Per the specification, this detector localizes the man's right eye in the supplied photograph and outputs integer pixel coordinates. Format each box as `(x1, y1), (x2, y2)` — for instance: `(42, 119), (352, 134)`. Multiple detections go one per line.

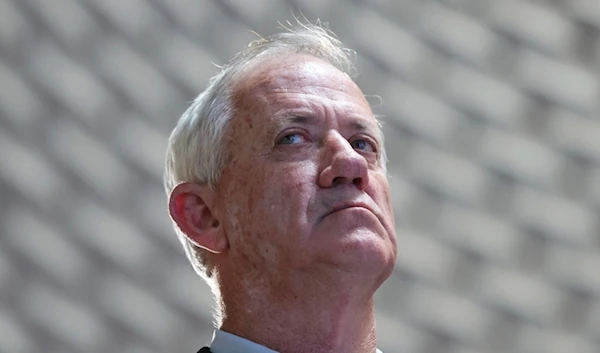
(278, 133), (306, 145)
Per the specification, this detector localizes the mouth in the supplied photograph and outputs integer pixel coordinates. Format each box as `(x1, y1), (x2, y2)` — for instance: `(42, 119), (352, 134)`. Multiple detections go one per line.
(323, 202), (376, 220)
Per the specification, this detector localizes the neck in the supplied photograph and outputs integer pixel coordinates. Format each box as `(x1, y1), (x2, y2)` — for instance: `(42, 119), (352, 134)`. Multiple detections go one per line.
(218, 268), (380, 353)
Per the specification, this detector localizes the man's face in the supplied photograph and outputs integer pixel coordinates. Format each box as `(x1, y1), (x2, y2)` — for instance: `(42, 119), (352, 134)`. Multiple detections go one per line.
(214, 54), (397, 284)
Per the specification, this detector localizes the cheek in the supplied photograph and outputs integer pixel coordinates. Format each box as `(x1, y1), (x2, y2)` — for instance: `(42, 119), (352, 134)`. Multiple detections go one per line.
(220, 163), (287, 237)
(219, 150), (319, 239)
(280, 171), (309, 200)
(259, 166), (314, 232)
(371, 174), (395, 221)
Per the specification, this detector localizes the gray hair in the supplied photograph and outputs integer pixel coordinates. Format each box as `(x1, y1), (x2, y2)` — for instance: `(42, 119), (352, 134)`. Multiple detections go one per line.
(164, 21), (386, 284)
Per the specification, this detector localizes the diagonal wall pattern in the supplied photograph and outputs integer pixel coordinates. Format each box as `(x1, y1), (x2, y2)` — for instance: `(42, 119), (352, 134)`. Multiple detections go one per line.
(0, 0), (599, 352)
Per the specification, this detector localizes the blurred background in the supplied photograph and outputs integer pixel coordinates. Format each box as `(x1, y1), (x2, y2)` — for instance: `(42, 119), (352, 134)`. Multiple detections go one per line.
(1, 0), (599, 352)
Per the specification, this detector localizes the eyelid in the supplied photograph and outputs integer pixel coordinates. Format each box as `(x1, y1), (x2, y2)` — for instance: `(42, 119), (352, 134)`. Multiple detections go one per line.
(350, 134), (379, 153)
(275, 128), (311, 145)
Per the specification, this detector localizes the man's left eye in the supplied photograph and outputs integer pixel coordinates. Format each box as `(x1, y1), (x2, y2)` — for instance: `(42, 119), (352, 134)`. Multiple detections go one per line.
(350, 139), (375, 153)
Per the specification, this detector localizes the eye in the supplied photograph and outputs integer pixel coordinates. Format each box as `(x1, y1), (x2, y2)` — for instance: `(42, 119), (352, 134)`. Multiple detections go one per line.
(350, 138), (376, 153)
(277, 132), (307, 145)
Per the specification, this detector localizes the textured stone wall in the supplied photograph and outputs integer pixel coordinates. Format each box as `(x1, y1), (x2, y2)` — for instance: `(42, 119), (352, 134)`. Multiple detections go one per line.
(0, 0), (599, 352)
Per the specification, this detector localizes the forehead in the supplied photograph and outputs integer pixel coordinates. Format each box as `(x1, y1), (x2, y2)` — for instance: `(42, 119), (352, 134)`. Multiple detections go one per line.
(236, 53), (353, 90)
(230, 54), (377, 128)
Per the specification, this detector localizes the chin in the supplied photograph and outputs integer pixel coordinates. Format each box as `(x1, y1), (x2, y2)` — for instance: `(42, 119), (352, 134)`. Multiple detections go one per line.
(324, 227), (396, 278)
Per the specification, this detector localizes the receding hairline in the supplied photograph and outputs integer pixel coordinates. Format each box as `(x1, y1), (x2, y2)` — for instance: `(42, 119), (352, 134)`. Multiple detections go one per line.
(229, 52), (352, 94)
(228, 52), (370, 117)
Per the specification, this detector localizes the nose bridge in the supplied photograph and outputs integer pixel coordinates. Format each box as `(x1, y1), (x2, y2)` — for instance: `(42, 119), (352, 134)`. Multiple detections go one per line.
(324, 130), (356, 158)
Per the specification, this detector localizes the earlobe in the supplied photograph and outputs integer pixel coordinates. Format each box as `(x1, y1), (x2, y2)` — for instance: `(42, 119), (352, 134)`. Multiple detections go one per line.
(168, 182), (228, 254)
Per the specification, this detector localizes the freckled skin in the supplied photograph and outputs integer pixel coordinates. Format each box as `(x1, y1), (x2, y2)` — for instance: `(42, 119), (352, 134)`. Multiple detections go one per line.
(210, 54), (397, 353)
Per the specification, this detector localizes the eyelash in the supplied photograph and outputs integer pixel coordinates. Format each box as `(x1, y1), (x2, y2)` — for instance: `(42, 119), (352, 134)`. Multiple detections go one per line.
(276, 131), (378, 154)
(350, 137), (377, 153)
(276, 131), (309, 145)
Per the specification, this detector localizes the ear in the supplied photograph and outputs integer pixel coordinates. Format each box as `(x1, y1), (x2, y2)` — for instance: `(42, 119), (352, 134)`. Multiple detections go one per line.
(168, 182), (228, 254)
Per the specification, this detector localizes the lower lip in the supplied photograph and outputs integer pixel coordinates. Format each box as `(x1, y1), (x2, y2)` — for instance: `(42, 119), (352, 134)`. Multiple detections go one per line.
(328, 206), (371, 216)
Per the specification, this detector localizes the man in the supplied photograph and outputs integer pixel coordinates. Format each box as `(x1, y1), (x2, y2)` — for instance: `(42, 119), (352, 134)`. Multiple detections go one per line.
(164, 22), (397, 353)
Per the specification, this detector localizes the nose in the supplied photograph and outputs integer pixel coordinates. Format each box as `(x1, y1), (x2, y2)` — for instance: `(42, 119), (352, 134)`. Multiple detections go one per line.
(318, 133), (369, 190)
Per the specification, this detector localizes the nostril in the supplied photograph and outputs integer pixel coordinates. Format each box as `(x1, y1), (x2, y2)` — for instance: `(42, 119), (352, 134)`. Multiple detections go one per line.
(332, 177), (343, 186)
(352, 177), (363, 187)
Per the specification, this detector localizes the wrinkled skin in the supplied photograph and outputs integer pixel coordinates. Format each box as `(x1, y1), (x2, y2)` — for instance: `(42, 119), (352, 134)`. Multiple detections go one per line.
(212, 54), (397, 291)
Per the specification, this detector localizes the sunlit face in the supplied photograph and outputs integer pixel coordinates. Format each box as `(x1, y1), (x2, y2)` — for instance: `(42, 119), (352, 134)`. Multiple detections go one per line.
(214, 54), (397, 284)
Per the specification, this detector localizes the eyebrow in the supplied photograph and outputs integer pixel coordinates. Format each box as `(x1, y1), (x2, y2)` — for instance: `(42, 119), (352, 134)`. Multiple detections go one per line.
(271, 114), (379, 134)
(281, 115), (317, 126)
